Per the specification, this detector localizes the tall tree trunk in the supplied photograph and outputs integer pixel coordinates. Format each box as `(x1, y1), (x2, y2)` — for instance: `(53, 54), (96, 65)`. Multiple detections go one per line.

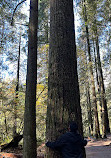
(13, 35), (21, 138)
(96, 35), (110, 137)
(46, 0), (85, 157)
(86, 82), (93, 136)
(4, 112), (8, 136)
(93, 39), (103, 135)
(85, 44), (93, 136)
(23, 0), (38, 158)
(83, 0), (100, 138)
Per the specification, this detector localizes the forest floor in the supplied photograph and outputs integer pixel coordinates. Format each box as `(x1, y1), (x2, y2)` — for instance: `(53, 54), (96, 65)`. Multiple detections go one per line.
(0, 134), (111, 158)
(86, 134), (111, 158)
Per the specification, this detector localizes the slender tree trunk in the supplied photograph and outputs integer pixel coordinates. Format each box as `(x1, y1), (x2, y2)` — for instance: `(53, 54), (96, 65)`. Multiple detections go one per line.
(0, 21), (5, 55)
(93, 40), (100, 95)
(96, 35), (110, 136)
(85, 44), (93, 136)
(4, 112), (8, 136)
(83, 0), (100, 138)
(46, 0), (85, 157)
(86, 82), (93, 136)
(23, 0), (38, 158)
(13, 35), (21, 138)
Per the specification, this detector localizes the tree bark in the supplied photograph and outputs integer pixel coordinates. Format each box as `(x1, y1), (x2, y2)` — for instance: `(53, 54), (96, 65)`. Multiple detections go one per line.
(23, 0), (38, 158)
(46, 0), (84, 157)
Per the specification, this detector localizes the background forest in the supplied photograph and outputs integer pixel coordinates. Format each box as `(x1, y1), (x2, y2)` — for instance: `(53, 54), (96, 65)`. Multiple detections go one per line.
(0, 0), (111, 153)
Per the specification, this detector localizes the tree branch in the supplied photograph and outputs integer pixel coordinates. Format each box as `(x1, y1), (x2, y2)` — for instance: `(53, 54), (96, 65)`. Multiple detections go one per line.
(36, 86), (47, 101)
(11, 0), (27, 26)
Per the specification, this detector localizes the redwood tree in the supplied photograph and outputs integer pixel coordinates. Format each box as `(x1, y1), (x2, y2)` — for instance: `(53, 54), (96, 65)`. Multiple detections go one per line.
(46, 0), (84, 157)
(23, 0), (38, 157)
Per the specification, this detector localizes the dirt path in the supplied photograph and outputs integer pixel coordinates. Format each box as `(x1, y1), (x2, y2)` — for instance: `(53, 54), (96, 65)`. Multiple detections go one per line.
(0, 135), (111, 158)
(86, 135), (111, 158)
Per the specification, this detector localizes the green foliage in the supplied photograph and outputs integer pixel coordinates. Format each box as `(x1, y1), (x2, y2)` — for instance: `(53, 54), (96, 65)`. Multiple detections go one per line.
(38, 0), (49, 44)
(36, 44), (49, 142)
(0, 80), (25, 144)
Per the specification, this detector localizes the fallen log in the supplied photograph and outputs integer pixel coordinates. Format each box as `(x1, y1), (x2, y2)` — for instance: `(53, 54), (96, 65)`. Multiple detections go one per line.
(1, 134), (23, 151)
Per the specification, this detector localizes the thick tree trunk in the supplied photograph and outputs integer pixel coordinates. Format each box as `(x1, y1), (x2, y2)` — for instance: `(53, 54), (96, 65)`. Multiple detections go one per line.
(83, 1), (100, 138)
(23, 0), (38, 158)
(46, 0), (84, 157)
(96, 36), (110, 136)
